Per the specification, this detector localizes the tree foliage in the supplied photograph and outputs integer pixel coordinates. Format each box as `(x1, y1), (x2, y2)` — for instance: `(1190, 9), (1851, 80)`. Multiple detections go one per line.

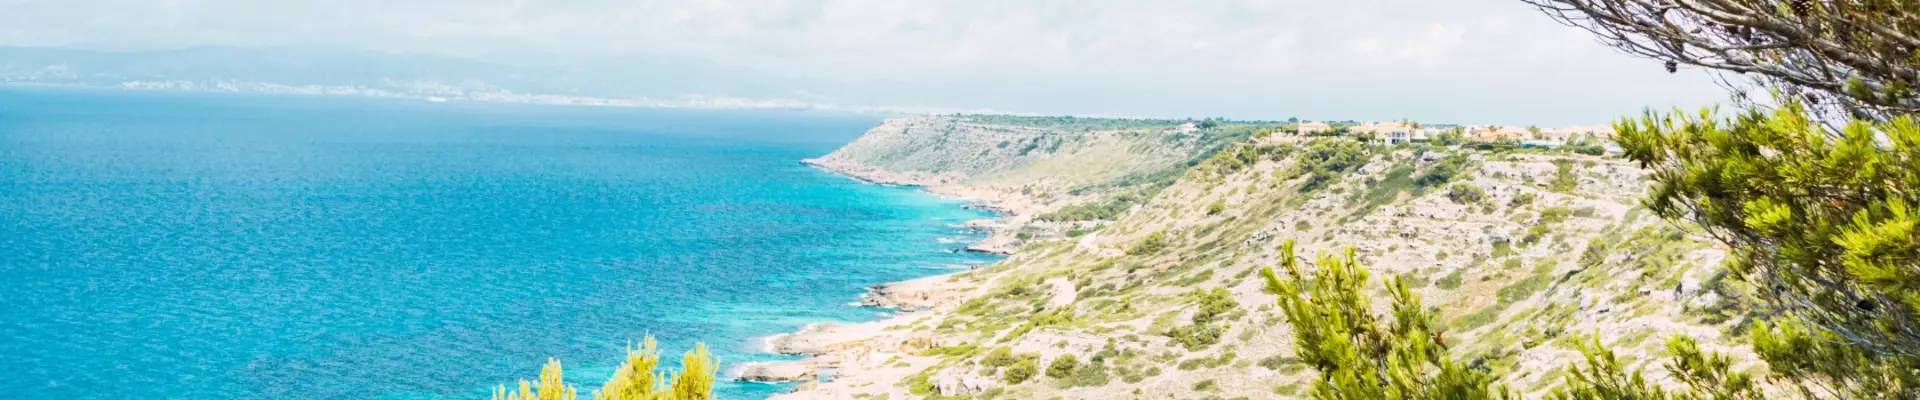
(1551, 335), (1764, 400)
(1613, 100), (1920, 397)
(1295, 139), (1371, 193)
(1047, 354), (1080, 379)
(1129, 231), (1171, 255)
(1522, 0), (1920, 121)
(1263, 240), (1508, 400)
(491, 337), (716, 400)
(1004, 358), (1040, 385)
(1415, 153), (1472, 189)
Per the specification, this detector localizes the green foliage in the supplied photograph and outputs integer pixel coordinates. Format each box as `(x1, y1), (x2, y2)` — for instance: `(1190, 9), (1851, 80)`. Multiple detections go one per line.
(1432, 128), (1469, 146)
(1128, 232), (1170, 255)
(1161, 287), (1238, 351)
(1435, 270), (1465, 290)
(1206, 200), (1227, 215)
(1257, 355), (1295, 371)
(1415, 153), (1471, 188)
(1037, 191), (1152, 222)
(1166, 323), (1224, 351)
(920, 343), (982, 358)
(1039, 167), (1185, 222)
(1263, 240), (1508, 399)
(1189, 287), (1239, 325)
(1550, 335), (1762, 400)
(983, 347), (1018, 368)
(492, 337), (716, 400)
(1201, 143), (1284, 176)
(1509, 193), (1536, 207)
(1046, 354), (1079, 379)
(1295, 139), (1370, 192)
(1548, 160), (1578, 193)
(1616, 100), (1920, 397)
(1065, 359), (1112, 387)
(1447, 183), (1487, 204)
(904, 369), (936, 395)
(1356, 164), (1418, 215)
(1003, 358), (1039, 385)
(1491, 240), (1515, 258)
(1177, 351), (1237, 370)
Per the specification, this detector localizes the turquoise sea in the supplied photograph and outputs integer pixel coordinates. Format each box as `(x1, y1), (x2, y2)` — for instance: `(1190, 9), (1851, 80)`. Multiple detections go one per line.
(0, 88), (1000, 399)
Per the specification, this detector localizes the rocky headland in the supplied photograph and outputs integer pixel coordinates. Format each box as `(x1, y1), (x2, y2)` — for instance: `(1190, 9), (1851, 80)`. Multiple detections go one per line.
(745, 115), (1753, 399)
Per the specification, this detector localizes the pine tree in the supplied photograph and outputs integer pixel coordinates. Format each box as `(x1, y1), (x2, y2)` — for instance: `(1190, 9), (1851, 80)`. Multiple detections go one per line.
(594, 338), (661, 400)
(491, 337), (716, 400)
(493, 359), (577, 400)
(1263, 239), (1508, 400)
(1612, 100), (1920, 397)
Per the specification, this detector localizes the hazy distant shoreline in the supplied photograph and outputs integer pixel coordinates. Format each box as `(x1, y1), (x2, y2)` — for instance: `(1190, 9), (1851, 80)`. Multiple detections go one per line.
(0, 81), (1015, 117)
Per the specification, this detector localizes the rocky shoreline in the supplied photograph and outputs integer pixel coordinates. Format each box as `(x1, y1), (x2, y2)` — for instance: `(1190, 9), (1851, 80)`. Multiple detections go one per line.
(735, 159), (1032, 396)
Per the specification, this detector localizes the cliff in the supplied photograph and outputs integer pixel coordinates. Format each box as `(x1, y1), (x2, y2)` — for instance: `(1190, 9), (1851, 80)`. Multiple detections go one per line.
(777, 118), (1754, 399)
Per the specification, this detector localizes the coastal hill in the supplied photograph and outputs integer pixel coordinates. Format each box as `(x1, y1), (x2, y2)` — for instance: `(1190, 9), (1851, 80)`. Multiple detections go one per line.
(760, 115), (1757, 399)
(804, 115), (1281, 254)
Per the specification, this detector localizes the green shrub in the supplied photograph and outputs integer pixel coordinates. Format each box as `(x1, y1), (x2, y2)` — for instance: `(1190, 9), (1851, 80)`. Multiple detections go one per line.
(1206, 200), (1227, 215)
(1066, 360), (1111, 387)
(1549, 160), (1577, 193)
(1257, 355), (1293, 371)
(920, 343), (981, 358)
(1128, 232), (1170, 255)
(983, 347), (1017, 367)
(1446, 183), (1486, 204)
(1415, 153), (1471, 188)
(1166, 324), (1224, 351)
(1509, 193), (1536, 207)
(1003, 358), (1039, 385)
(904, 369), (936, 395)
(1296, 139), (1369, 192)
(1435, 270), (1465, 290)
(1190, 288), (1238, 325)
(1045, 354), (1079, 379)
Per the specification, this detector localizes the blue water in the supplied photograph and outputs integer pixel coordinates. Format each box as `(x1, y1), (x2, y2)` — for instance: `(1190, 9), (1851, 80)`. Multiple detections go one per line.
(0, 88), (999, 400)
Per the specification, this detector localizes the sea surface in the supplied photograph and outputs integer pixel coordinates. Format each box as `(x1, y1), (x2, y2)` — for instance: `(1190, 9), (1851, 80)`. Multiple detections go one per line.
(0, 88), (1000, 400)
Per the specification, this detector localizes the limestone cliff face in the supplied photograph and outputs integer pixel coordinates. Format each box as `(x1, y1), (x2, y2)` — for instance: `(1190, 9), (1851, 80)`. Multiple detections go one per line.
(781, 126), (1753, 399)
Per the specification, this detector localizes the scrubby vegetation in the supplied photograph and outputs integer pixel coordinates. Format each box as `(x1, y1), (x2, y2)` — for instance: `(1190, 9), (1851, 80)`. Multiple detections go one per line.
(1039, 168), (1187, 222)
(1414, 153), (1471, 189)
(1128, 232), (1170, 255)
(490, 337), (715, 400)
(1264, 240), (1502, 398)
(1293, 139), (1369, 193)
(1447, 183), (1486, 204)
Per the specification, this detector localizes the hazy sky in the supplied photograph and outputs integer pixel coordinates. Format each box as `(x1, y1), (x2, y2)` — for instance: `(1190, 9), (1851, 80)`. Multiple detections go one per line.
(0, 0), (1731, 125)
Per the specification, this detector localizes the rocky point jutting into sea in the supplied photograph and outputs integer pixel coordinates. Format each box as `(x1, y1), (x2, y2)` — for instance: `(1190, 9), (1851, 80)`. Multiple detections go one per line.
(751, 114), (1755, 399)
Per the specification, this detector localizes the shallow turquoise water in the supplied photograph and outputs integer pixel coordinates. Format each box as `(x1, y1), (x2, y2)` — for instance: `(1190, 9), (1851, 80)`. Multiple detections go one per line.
(0, 88), (999, 399)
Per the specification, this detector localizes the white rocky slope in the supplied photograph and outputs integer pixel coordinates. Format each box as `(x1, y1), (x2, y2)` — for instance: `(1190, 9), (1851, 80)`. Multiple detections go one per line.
(771, 125), (1754, 400)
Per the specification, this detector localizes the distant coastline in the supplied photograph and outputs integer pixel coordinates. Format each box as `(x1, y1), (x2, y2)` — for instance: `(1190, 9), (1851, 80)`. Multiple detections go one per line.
(0, 81), (1008, 116)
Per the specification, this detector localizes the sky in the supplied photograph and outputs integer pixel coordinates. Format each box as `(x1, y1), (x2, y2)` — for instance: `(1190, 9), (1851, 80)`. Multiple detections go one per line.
(0, 0), (1732, 125)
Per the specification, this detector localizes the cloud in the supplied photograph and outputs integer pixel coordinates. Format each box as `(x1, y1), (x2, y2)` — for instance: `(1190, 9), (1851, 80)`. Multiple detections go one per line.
(0, 0), (1730, 124)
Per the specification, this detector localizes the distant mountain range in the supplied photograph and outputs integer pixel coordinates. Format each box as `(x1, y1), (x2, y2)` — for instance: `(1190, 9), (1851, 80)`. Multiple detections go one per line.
(0, 46), (888, 110)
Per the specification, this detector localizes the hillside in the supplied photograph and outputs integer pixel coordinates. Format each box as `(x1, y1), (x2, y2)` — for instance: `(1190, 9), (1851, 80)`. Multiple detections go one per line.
(770, 117), (1755, 399)
(803, 115), (1280, 254)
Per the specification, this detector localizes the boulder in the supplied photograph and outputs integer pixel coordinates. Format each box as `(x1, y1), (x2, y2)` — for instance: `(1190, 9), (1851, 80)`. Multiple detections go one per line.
(735, 361), (816, 383)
